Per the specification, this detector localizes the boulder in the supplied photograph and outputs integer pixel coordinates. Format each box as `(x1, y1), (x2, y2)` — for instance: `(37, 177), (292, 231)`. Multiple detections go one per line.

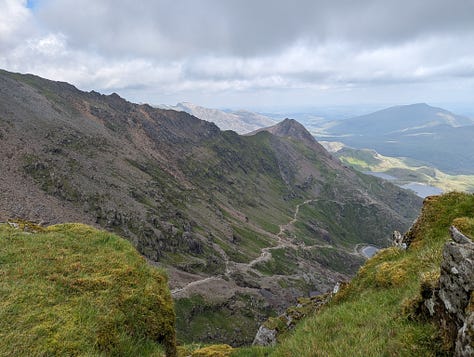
(252, 326), (277, 347)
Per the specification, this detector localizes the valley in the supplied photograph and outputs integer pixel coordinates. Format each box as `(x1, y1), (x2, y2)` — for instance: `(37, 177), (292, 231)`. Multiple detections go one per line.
(0, 69), (421, 346)
(2, 1), (473, 355)
(322, 144), (474, 196)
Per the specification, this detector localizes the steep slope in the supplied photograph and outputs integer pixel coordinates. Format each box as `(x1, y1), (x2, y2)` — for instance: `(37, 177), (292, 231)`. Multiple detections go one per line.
(0, 69), (421, 345)
(320, 103), (474, 174)
(0, 222), (176, 357)
(161, 102), (276, 134)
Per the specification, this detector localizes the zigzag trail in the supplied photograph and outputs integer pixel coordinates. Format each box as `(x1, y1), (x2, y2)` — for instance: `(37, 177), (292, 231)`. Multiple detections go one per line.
(171, 198), (343, 297)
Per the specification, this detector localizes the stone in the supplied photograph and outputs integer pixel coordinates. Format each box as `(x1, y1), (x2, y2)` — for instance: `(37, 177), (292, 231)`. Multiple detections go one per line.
(450, 226), (473, 245)
(392, 230), (406, 249)
(435, 226), (474, 356)
(252, 325), (277, 346)
(456, 311), (474, 357)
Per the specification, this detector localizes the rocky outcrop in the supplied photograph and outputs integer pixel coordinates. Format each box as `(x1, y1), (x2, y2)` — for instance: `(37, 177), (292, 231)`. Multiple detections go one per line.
(419, 226), (474, 356)
(253, 326), (277, 347)
(252, 291), (334, 346)
(392, 230), (407, 249)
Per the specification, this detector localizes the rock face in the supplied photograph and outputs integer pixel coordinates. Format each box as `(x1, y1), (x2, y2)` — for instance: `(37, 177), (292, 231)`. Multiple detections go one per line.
(421, 226), (474, 356)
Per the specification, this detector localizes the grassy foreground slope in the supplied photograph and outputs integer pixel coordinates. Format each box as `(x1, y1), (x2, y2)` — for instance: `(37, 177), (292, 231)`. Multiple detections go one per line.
(0, 222), (176, 356)
(233, 192), (474, 356)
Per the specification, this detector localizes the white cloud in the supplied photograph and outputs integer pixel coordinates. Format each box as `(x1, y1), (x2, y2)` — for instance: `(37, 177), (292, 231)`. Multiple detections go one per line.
(0, 0), (473, 109)
(0, 0), (35, 50)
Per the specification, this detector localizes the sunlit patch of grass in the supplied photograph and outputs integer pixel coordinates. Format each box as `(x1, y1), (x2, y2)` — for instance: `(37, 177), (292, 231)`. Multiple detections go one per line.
(0, 223), (176, 356)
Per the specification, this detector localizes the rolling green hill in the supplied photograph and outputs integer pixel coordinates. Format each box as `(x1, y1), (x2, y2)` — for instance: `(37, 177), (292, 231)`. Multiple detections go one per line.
(330, 145), (474, 193)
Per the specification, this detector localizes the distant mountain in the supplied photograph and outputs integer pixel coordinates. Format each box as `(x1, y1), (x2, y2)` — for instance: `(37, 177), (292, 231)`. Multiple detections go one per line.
(0, 69), (421, 345)
(327, 103), (473, 136)
(320, 103), (474, 174)
(158, 102), (276, 134)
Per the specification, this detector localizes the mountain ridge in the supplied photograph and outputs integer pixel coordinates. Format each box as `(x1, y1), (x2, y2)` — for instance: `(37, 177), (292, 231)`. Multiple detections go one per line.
(158, 101), (277, 134)
(0, 69), (422, 345)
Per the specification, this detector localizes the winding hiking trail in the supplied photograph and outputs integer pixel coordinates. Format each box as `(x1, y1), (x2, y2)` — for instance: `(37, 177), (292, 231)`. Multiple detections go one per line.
(171, 276), (221, 295)
(278, 199), (313, 236)
(171, 198), (369, 297)
(172, 198), (329, 297)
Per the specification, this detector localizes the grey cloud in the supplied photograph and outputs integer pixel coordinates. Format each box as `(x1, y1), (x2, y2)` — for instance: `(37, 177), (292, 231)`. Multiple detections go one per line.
(1, 0), (473, 109)
(36, 0), (474, 58)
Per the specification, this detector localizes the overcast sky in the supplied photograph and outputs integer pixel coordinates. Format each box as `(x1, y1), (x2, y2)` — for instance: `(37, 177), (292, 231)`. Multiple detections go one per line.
(1, 0), (473, 113)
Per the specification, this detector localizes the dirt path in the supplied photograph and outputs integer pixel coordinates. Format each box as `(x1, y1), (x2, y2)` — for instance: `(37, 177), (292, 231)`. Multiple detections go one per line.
(171, 198), (356, 297)
(277, 199), (316, 238)
(171, 276), (222, 295)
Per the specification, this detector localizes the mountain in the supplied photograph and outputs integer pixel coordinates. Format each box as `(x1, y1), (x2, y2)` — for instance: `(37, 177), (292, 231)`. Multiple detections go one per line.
(320, 103), (474, 174)
(0, 69), (422, 345)
(159, 102), (276, 134)
(249, 118), (317, 146)
(327, 103), (473, 136)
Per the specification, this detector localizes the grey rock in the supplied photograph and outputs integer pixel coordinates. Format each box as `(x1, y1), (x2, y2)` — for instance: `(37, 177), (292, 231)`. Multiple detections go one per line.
(450, 226), (473, 245)
(456, 312), (474, 357)
(437, 226), (474, 356)
(392, 230), (407, 249)
(252, 325), (277, 346)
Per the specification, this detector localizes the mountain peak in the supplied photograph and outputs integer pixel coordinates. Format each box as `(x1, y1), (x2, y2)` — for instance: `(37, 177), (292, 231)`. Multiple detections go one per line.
(252, 118), (316, 145)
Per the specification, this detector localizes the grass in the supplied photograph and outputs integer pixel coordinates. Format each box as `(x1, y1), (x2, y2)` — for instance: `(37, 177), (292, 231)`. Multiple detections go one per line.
(174, 293), (271, 347)
(234, 192), (474, 356)
(0, 222), (177, 356)
(294, 199), (392, 247)
(254, 248), (299, 276)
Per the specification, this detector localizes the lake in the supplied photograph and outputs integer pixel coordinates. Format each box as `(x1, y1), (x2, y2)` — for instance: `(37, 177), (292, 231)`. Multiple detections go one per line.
(362, 245), (379, 258)
(400, 183), (443, 198)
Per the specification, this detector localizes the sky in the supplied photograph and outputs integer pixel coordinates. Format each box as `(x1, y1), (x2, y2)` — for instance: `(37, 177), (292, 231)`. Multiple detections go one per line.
(1, 0), (473, 113)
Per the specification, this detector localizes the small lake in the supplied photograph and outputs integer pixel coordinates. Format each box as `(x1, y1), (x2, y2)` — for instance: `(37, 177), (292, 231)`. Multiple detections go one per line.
(400, 183), (443, 198)
(361, 245), (379, 258)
